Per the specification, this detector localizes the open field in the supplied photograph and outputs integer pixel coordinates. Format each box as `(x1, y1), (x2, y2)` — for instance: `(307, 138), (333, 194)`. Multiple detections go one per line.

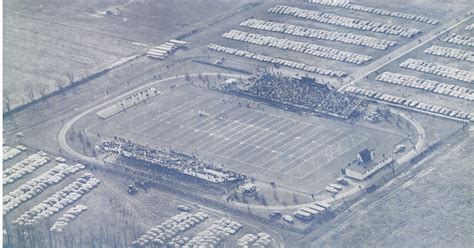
(3, 7), (142, 110)
(3, 0), (261, 111)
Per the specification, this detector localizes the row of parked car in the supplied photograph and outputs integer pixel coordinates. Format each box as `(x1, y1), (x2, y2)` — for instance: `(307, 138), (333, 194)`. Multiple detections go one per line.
(375, 72), (474, 101)
(268, 5), (421, 38)
(3, 153), (50, 186)
(237, 232), (273, 247)
(131, 211), (210, 247)
(240, 19), (396, 50)
(50, 204), (88, 233)
(400, 58), (473, 84)
(3, 163), (86, 215)
(306, 0), (439, 24)
(185, 217), (243, 247)
(293, 201), (331, 221)
(344, 86), (474, 122)
(207, 43), (348, 78)
(424, 45), (474, 62)
(3, 145), (25, 161)
(12, 173), (100, 227)
(444, 34), (474, 47)
(222, 30), (372, 64)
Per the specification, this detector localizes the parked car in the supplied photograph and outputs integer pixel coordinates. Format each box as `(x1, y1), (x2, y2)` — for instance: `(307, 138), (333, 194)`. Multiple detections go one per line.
(282, 215), (294, 223)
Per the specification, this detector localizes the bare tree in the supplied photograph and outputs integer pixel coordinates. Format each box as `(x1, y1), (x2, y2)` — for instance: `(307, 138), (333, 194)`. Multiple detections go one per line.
(23, 83), (36, 102)
(66, 71), (75, 85)
(4, 90), (12, 111)
(39, 84), (48, 98)
(55, 79), (65, 92)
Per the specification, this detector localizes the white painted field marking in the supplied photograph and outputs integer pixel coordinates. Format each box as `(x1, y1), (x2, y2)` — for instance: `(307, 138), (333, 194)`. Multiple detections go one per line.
(165, 102), (234, 141)
(227, 143), (258, 159)
(196, 107), (243, 135)
(207, 111), (257, 139)
(232, 117), (277, 145)
(178, 113), (260, 153)
(309, 135), (368, 173)
(283, 126), (326, 154)
(172, 101), (224, 126)
(243, 119), (284, 147)
(136, 96), (209, 133)
(269, 128), (326, 169)
(155, 97), (214, 125)
(225, 115), (268, 139)
(257, 120), (300, 148)
(274, 125), (317, 153)
(208, 118), (268, 152)
(295, 130), (345, 161)
(267, 123), (314, 154)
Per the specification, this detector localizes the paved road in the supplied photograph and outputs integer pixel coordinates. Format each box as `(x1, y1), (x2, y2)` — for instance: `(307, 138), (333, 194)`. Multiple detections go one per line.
(397, 111), (426, 164)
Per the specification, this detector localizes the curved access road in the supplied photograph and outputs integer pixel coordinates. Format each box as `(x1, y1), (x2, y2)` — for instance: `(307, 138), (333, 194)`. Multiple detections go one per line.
(58, 73), (426, 227)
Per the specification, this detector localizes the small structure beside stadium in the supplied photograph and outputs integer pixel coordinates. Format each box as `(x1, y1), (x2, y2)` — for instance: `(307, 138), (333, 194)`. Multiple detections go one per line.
(346, 148), (394, 180)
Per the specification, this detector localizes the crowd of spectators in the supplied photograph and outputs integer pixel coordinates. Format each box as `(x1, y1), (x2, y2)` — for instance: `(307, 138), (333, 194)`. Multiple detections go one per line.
(101, 140), (245, 185)
(222, 71), (362, 118)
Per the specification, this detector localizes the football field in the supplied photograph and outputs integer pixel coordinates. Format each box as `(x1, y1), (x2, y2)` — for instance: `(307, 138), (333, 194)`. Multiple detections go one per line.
(103, 85), (372, 181)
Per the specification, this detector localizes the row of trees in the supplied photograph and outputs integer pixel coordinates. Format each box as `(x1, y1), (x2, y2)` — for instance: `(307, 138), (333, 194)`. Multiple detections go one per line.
(3, 72), (76, 112)
(3, 220), (143, 248)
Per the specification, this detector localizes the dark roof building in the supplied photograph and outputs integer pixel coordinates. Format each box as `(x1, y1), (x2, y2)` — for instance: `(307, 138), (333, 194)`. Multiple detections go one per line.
(357, 148), (373, 163)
